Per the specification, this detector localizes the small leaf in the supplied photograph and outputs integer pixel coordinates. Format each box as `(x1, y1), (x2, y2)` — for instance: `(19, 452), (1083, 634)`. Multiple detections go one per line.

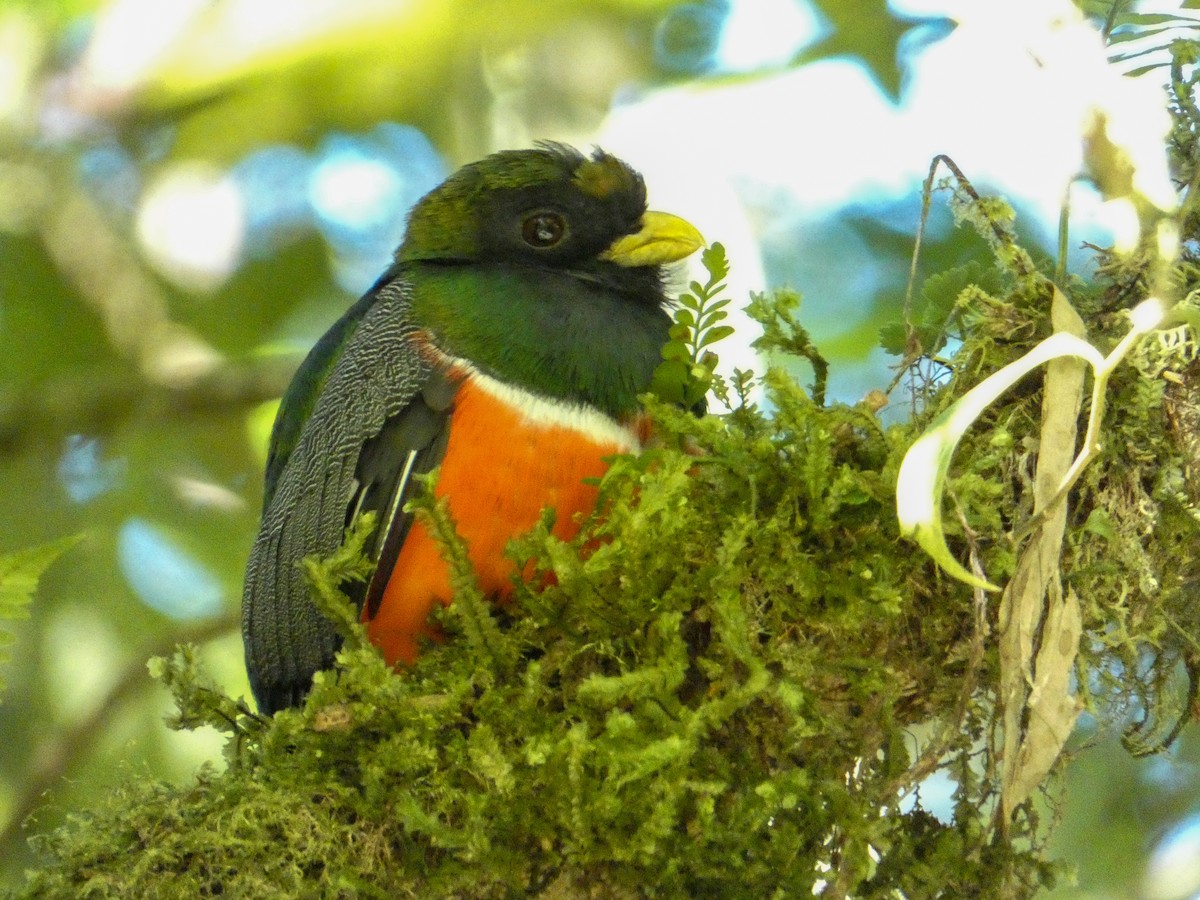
(661, 341), (690, 362)
(674, 309), (696, 328)
(699, 325), (736, 348)
(650, 359), (691, 404)
(879, 323), (908, 355)
(921, 261), (998, 322)
(698, 310), (729, 330)
(700, 242), (730, 281)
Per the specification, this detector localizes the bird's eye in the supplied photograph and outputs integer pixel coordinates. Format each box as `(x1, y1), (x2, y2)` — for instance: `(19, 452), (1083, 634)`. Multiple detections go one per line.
(521, 211), (566, 248)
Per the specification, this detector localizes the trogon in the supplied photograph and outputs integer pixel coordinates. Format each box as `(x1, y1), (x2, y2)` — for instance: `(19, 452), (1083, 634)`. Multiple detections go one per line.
(241, 143), (704, 714)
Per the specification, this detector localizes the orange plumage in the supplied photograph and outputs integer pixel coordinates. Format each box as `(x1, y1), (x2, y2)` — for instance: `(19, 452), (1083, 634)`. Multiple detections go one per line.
(363, 374), (632, 665)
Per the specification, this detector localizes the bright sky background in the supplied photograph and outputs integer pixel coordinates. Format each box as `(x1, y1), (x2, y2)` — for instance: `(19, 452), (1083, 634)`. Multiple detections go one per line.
(598, 0), (1175, 399)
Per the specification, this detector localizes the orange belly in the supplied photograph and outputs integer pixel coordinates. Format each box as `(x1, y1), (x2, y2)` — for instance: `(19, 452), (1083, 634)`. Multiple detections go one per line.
(363, 374), (633, 665)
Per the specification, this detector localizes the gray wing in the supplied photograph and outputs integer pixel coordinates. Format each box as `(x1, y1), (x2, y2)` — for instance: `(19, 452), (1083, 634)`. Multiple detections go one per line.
(241, 280), (430, 714)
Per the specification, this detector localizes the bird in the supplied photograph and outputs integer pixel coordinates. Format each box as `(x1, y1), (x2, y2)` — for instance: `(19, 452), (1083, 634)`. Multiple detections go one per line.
(241, 143), (704, 714)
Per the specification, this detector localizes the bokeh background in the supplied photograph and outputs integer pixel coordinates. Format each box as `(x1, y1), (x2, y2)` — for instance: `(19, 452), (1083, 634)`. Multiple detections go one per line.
(0, 0), (1198, 895)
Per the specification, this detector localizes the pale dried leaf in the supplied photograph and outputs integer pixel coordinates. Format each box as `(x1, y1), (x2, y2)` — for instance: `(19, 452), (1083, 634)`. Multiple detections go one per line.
(998, 287), (1087, 828)
(1006, 587), (1083, 811)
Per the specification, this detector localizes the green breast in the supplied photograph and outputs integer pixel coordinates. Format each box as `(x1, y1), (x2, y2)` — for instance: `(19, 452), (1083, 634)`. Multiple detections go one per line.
(406, 263), (670, 420)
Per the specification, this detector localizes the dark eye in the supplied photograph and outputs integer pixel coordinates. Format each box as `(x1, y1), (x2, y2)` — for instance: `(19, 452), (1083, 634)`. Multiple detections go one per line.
(521, 211), (566, 248)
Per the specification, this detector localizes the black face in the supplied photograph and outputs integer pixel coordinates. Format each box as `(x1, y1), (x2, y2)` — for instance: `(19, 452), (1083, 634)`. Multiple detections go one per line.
(473, 177), (648, 269)
(397, 144), (667, 306)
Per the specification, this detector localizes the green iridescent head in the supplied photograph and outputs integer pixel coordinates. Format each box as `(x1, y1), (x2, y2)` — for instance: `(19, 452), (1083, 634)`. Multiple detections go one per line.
(396, 143), (702, 272)
(390, 143), (704, 417)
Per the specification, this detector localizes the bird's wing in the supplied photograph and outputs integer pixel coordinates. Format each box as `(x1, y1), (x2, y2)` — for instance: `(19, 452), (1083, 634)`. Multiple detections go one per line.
(261, 266), (400, 512)
(346, 365), (457, 620)
(242, 277), (449, 714)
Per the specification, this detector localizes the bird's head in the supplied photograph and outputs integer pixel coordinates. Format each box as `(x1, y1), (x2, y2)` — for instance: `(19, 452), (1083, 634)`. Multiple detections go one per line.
(396, 143), (702, 298)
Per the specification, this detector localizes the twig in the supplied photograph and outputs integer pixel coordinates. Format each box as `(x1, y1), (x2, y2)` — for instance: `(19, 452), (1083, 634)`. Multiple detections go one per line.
(888, 154), (1034, 398)
(887, 503), (990, 797)
(0, 357), (297, 452)
(1056, 181), (1073, 290)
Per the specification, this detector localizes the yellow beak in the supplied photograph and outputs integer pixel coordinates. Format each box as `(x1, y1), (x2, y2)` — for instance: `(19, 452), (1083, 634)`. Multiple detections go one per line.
(600, 211), (704, 267)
